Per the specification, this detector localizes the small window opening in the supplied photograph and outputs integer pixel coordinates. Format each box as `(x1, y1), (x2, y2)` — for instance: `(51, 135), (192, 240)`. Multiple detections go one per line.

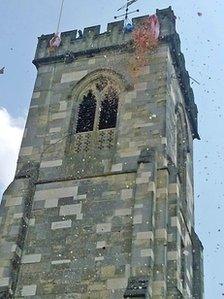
(99, 89), (118, 130)
(76, 90), (96, 133)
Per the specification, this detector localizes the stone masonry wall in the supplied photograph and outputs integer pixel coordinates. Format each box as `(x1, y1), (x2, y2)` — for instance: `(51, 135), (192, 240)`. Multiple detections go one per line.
(15, 174), (135, 298)
(0, 7), (203, 299)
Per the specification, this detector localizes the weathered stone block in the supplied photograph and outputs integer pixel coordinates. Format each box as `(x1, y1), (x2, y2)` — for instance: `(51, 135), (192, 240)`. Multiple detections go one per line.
(51, 220), (72, 230)
(40, 159), (63, 168)
(0, 277), (9, 287)
(136, 231), (153, 240)
(121, 189), (133, 200)
(5, 197), (23, 207)
(96, 241), (106, 249)
(101, 265), (116, 278)
(133, 215), (143, 224)
(21, 254), (41, 264)
(61, 70), (88, 83)
(140, 249), (154, 258)
(96, 223), (112, 233)
(59, 203), (82, 216)
(20, 146), (33, 156)
(51, 111), (67, 120)
(107, 278), (127, 290)
(51, 259), (71, 265)
(49, 127), (61, 133)
(111, 163), (122, 172)
(21, 284), (37, 296)
(44, 198), (59, 208)
(115, 208), (132, 216)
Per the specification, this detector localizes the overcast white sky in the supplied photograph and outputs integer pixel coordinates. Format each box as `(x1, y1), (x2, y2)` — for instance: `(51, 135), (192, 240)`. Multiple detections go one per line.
(0, 1), (224, 297)
(0, 108), (24, 188)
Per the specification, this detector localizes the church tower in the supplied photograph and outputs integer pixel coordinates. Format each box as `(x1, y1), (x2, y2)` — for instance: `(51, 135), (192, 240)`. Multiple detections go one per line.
(0, 7), (204, 299)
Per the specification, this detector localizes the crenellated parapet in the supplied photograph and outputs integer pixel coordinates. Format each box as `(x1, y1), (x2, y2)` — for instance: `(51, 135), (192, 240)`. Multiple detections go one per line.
(33, 6), (199, 139)
(34, 18), (136, 66)
(33, 8), (176, 67)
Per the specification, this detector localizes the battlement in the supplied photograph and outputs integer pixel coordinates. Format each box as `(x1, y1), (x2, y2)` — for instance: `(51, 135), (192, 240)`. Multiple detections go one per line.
(33, 7), (176, 65)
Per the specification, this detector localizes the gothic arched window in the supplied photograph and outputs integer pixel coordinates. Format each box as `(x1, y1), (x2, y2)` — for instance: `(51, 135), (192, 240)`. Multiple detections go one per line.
(76, 90), (96, 133)
(75, 77), (119, 133)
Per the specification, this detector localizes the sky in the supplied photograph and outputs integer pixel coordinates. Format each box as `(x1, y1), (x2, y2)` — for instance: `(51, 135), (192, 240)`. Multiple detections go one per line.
(0, 0), (224, 298)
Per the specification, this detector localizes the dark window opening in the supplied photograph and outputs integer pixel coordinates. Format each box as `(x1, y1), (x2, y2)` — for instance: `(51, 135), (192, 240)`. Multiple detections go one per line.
(99, 90), (118, 130)
(76, 90), (96, 133)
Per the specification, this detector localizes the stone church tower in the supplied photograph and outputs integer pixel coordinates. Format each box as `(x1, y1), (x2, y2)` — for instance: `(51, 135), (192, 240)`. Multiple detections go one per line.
(0, 7), (204, 299)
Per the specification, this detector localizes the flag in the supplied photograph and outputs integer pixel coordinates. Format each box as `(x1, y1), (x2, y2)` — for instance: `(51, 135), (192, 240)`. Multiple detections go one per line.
(49, 33), (61, 49)
(148, 14), (160, 40)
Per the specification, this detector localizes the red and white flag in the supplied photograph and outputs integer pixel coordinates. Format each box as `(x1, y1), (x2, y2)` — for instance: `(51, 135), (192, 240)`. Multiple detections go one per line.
(49, 33), (61, 48)
(148, 14), (160, 40)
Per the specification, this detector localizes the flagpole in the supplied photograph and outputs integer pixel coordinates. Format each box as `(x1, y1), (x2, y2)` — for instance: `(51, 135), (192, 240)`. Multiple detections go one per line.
(56, 0), (65, 33)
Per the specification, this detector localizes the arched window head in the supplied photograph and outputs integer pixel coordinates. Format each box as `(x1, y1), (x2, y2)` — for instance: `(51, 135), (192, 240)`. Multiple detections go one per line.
(76, 90), (96, 133)
(99, 87), (119, 130)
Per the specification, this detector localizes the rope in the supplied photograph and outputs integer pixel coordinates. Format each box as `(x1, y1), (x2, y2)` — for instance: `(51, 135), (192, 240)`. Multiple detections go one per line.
(56, 0), (65, 33)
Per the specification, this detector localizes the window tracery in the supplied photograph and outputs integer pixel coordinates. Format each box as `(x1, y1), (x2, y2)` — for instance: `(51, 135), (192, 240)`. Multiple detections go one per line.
(75, 78), (119, 133)
(69, 73), (121, 153)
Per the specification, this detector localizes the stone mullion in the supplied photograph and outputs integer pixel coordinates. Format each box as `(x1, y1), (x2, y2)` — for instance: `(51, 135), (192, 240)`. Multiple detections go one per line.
(152, 168), (169, 298)
(93, 89), (101, 131)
